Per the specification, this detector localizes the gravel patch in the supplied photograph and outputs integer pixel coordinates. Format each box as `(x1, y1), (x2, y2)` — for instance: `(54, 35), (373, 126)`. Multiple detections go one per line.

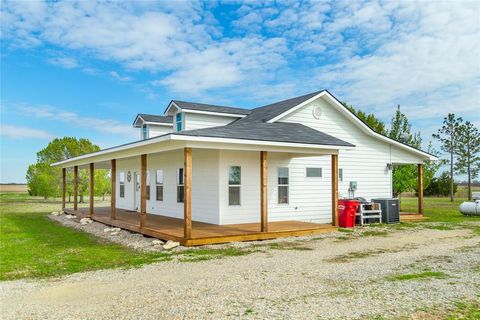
(48, 212), (167, 252)
(1, 223), (479, 319)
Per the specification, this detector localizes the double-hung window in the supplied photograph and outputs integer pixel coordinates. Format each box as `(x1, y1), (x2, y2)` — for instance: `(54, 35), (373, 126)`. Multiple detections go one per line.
(177, 168), (184, 203)
(278, 167), (289, 204)
(176, 113), (183, 131)
(156, 170), (164, 201)
(146, 171), (150, 200)
(228, 166), (241, 206)
(119, 172), (125, 198)
(142, 124), (148, 139)
(339, 168), (344, 182)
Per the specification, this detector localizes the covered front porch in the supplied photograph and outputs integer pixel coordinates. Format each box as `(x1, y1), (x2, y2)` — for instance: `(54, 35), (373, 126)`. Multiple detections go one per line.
(57, 137), (344, 246)
(64, 206), (336, 246)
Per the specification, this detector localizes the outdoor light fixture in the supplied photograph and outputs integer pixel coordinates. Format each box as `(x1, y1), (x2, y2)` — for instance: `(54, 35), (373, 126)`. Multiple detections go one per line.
(386, 163), (393, 171)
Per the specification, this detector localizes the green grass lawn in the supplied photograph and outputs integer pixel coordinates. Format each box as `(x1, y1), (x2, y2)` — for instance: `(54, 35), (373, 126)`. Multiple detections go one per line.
(401, 196), (480, 223)
(0, 193), (171, 280)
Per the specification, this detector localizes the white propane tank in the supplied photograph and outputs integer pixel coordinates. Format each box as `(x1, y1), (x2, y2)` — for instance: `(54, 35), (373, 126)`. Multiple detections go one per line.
(459, 200), (480, 216)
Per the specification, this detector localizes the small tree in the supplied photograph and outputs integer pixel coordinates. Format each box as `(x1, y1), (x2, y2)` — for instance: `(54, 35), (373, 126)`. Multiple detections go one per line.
(455, 121), (480, 200)
(424, 172), (458, 197)
(389, 105), (422, 198)
(94, 170), (111, 200)
(432, 114), (463, 202)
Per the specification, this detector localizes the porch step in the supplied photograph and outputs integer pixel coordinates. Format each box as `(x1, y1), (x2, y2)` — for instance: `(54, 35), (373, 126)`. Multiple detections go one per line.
(400, 214), (427, 222)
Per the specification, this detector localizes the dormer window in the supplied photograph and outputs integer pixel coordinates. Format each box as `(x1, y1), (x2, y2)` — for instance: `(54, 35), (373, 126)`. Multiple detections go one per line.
(142, 124), (148, 139)
(176, 113), (183, 131)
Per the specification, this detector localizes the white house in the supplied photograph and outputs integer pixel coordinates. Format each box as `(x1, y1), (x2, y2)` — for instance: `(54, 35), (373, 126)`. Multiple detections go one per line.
(53, 90), (436, 246)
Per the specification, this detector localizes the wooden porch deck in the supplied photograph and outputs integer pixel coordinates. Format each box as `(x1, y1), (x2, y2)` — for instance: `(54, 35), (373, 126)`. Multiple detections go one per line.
(400, 212), (427, 222)
(64, 207), (337, 246)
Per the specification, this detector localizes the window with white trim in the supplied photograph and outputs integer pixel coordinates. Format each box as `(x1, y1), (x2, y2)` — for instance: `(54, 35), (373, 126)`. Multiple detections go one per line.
(228, 166), (241, 205)
(146, 171), (150, 200)
(176, 113), (183, 131)
(339, 168), (343, 182)
(177, 168), (184, 203)
(119, 172), (125, 198)
(278, 167), (289, 204)
(156, 170), (164, 201)
(306, 167), (322, 177)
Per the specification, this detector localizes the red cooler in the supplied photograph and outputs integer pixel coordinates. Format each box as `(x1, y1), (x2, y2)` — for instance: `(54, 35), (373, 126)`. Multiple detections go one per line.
(338, 199), (360, 228)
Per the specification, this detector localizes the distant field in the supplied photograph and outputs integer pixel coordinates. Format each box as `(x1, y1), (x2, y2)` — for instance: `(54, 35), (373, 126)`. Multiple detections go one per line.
(0, 184), (28, 193)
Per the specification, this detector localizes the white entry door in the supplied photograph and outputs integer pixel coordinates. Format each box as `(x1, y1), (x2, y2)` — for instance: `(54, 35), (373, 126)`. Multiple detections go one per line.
(134, 171), (140, 212)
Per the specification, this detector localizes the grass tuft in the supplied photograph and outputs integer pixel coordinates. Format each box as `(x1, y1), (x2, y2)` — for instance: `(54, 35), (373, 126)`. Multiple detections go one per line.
(386, 271), (449, 281)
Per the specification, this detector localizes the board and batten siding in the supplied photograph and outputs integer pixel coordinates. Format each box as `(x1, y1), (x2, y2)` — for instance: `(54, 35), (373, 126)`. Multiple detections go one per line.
(184, 113), (239, 131)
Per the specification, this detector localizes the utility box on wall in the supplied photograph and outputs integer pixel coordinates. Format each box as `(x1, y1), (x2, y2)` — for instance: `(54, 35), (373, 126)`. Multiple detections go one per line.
(372, 198), (400, 224)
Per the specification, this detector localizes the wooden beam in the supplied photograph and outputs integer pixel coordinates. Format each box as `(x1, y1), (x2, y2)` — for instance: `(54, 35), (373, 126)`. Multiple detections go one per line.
(331, 154), (339, 227)
(140, 154), (147, 229)
(184, 147), (192, 239)
(73, 165), (78, 211)
(111, 159), (116, 220)
(418, 163), (424, 215)
(89, 163), (94, 218)
(260, 151), (268, 232)
(61, 168), (66, 210)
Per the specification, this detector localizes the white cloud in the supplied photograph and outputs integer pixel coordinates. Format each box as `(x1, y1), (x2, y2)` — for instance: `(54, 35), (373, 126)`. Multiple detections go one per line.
(17, 104), (136, 137)
(0, 124), (54, 140)
(1, 0), (479, 125)
(47, 56), (79, 69)
(109, 71), (131, 82)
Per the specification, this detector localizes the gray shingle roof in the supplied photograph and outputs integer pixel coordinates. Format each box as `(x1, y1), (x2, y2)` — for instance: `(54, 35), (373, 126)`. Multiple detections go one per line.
(134, 114), (173, 127)
(172, 100), (251, 115)
(174, 121), (354, 147)
(240, 90), (325, 123)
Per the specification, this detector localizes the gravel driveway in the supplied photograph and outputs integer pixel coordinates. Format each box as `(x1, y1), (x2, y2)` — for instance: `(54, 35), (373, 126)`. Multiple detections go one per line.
(1, 226), (479, 319)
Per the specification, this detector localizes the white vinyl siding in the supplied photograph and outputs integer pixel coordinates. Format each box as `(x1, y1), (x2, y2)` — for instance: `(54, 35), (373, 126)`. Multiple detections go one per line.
(184, 113), (239, 130)
(279, 96), (394, 201)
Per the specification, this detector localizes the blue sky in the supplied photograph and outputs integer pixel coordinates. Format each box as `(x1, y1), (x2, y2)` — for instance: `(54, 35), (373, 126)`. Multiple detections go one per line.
(1, 0), (479, 183)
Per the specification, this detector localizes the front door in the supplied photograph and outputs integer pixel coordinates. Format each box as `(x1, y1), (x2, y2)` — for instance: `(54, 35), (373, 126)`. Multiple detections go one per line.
(134, 171), (140, 212)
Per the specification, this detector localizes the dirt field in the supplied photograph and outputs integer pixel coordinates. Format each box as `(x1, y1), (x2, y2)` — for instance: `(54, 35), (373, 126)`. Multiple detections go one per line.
(0, 184), (28, 193)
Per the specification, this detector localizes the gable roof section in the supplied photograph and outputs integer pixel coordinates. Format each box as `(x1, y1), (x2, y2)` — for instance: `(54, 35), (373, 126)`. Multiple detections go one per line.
(133, 114), (173, 127)
(257, 90), (437, 160)
(167, 100), (251, 116)
(174, 121), (354, 147)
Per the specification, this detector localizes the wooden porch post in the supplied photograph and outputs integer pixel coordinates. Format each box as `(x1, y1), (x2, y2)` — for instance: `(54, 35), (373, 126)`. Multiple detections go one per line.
(61, 168), (66, 210)
(89, 163), (94, 218)
(140, 154), (147, 229)
(331, 154), (339, 227)
(73, 165), (78, 211)
(418, 163), (424, 215)
(111, 159), (116, 220)
(184, 147), (192, 240)
(260, 151), (268, 232)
